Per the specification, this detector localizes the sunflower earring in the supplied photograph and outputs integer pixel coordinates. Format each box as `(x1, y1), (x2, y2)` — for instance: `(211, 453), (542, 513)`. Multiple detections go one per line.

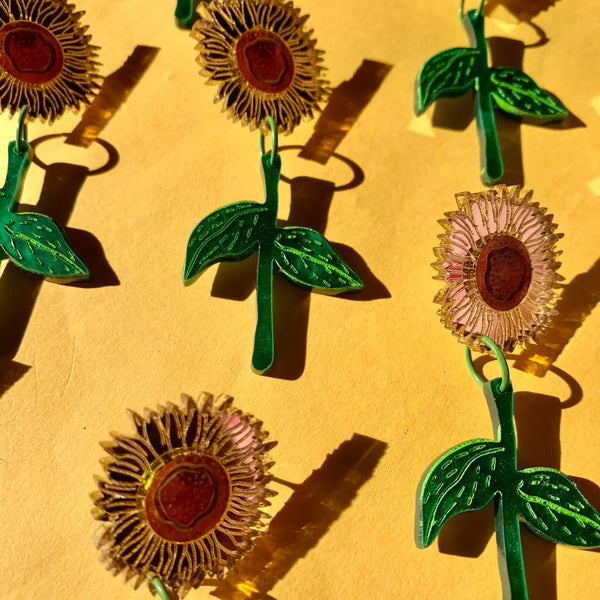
(0, 0), (100, 281)
(421, 186), (600, 599)
(92, 392), (276, 599)
(183, 0), (363, 374)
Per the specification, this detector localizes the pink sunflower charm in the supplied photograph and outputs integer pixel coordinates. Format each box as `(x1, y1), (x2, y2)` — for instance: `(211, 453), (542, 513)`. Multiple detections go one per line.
(433, 185), (562, 352)
(92, 393), (276, 597)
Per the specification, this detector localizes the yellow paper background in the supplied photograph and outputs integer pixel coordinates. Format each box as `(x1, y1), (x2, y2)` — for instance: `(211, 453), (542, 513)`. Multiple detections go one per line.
(1, 1), (600, 599)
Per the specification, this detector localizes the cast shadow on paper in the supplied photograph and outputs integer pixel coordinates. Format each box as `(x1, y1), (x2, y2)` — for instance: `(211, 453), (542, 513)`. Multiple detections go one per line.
(0, 358), (30, 397)
(486, 0), (562, 22)
(299, 59), (393, 164)
(211, 59), (393, 379)
(0, 45), (159, 360)
(198, 433), (388, 600)
(514, 256), (600, 378)
(432, 28), (583, 187)
(437, 359), (591, 600)
(65, 45), (160, 148)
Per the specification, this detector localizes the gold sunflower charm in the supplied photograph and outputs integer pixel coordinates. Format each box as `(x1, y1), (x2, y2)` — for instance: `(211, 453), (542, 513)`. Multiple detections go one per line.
(433, 185), (562, 352)
(0, 0), (100, 122)
(192, 0), (328, 134)
(92, 393), (276, 597)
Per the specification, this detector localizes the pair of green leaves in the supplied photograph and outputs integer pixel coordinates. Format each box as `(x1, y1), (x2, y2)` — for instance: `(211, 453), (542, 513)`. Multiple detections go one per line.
(184, 152), (362, 373)
(416, 49), (568, 123)
(417, 378), (600, 598)
(415, 9), (568, 183)
(419, 439), (600, 549)
(0, 141), (89, 281)
(183, 201), (360, 293)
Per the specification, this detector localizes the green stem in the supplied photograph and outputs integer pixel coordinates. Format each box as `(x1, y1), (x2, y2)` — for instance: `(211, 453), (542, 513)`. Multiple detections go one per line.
(252, 242), (274, 373)
(485, 379), (528, 600)
(174, 0), (196, 28)
(251, 153), (280, 374)
(0, 141), (31, 213)
(151, 577), (172, 600)
(463, 10), (503, 184)
(496, 496), (529, 600)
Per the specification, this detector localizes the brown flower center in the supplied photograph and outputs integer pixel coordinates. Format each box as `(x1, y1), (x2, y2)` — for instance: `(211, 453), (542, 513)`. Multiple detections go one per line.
(145, 453), (230, 542)
(0, 20), (64, 84)
(476, 234), (532, 310)
(236, 28), (294, 93)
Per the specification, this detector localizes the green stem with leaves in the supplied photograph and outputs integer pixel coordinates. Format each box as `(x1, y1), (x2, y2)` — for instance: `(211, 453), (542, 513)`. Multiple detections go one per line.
(463, 10), (503, 184)
(417, 347), (600, 599)
(0, 109), (89, 281)
(183, 134), (362, 374)
(415, 8), (568, 184)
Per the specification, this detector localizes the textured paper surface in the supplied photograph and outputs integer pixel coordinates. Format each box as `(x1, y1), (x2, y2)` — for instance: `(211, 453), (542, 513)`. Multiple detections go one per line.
(1, 1), (600, 599)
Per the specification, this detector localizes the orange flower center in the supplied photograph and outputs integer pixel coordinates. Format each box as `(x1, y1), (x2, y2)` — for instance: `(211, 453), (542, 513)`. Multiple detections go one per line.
(145, 453), (230, 542)
(476, 234), (532, 310)
(0, 20), (64, 84)
(236, 28), (294, 93)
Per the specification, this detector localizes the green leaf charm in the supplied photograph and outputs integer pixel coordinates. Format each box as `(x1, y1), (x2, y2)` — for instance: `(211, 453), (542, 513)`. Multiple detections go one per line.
(415, 47), (480, 114)
(415, 9), (568, 184)
(184, 117), (363, 374)
(1, 213), (89, 280)
(490, 67), (568, 122)
(418, 439), (503, 547)
(417, 337), (600, 599)
(0, 111), (89, 282)
(274, 227), (362, 293)
(517, 468), (600, 547)
(183, 202), (267, 282)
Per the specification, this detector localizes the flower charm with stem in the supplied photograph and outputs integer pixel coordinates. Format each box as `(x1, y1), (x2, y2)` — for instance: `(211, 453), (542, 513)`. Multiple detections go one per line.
(415, 0), (568, 184)
(0, 0), (102, 280)
(417, 337), (600, 599)
(183, 117), (363, 373)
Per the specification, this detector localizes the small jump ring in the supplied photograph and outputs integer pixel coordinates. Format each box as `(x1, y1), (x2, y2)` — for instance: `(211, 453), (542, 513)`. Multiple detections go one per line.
(16, 105), (29, 152)
(151, 577), (171, 600)
(459, 0), (484, 21)
(465, 335), (510, 392)
(259, 116), (278, 166)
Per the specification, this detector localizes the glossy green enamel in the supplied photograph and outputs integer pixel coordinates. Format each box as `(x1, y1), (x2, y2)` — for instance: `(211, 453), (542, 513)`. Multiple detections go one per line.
(417, 348), (600, 599)
(174, 0), (195, 28)
(415, 9), (567, 184)
(0, 135), (89, 281)
(151, 577), (172, 600)
(184, 121), (363, 374)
